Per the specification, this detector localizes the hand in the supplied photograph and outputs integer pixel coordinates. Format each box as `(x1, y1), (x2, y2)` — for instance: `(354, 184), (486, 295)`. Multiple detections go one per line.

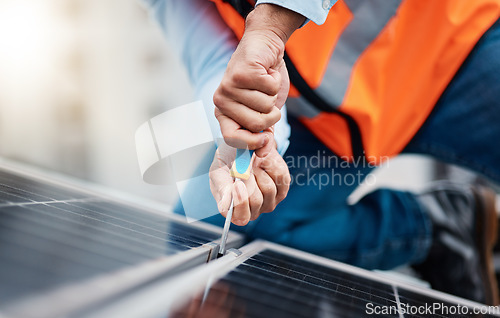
(213, 4), (304, 157)
(209, 138), (291, 226)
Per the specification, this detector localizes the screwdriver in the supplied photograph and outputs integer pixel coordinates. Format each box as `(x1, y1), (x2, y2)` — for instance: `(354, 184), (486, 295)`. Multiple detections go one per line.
(217, 148), (253, 258)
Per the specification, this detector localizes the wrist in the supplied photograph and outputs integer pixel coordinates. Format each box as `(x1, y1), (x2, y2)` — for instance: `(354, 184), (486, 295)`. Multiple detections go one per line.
(245, 3), (305, 44)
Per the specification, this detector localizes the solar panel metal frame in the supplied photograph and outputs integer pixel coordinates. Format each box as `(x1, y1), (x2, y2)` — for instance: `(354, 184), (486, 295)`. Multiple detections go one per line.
(81, 240), (500, 318)
(0, 159), (244, 318)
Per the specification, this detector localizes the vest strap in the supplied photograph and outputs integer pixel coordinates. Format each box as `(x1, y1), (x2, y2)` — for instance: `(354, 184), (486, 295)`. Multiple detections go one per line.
(284, 52), (365, 160)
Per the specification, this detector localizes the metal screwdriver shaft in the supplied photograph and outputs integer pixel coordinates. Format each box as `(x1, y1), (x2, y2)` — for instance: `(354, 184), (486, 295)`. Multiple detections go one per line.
(218, 193), (234, 257)
(217, 148), (253, 258)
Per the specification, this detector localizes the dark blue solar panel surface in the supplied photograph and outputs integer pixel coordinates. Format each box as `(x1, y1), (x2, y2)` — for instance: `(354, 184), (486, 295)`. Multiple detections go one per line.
(0, 168), (219, 306)
(173, 249), (399, 318)
(172, 249), (497, 318)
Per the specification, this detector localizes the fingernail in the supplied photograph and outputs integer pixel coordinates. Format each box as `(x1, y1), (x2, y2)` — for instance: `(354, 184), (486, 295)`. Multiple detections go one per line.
(233, 218), (248, 226)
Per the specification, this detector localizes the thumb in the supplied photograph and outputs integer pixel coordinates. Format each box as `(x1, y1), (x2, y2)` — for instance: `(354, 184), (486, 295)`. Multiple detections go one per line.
(269, 62), (289, 110)
(254, 129), (276, 158)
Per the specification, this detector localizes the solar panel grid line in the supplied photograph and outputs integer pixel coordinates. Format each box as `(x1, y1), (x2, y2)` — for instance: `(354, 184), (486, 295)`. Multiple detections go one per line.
(248, 252), (397, 299)
(234, 262), (381, 308)
(0, 197), (100, 209)
(240, 253), (398, 317)
(0, 160), (174, 221)
(60, 201), (218, 246)
(70, 200), (170, 227)
(0, 204), (180, 257)
(261, 242), (500, 317)
(262, 241), (499, 311)
(0, 160), (107, 194)
(0, 215), (154, 266)
(220, 265), (390, 317)
(0, 187), (210, 255)
(0, 162), (243, 317)
(38, 201), (207, 249)
(392, 285), (405, 318)
(0, 186), (56, 204)
(45, 202), (205, 247)
(0, 171), (94, 201)
(73, 241), (397, 318)
(0, 159), (236, 243)
(9, 160), (493, 317)
(395, 287), (497, 318)
(240, 257), (397, 308)
(0, 175), (90, 201)
(0, 162), (233, 243)
(0, 224), (139, 271)
(5, 203), (190, 252)
(81, 240), (500, 318)
(0, 206), (170, 259)
(222, 268), (312, 316)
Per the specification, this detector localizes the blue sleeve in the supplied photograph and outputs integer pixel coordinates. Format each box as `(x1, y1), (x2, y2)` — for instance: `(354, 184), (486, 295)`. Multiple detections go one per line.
(140, 0), (291, 156)
(256, 0), (337, 25)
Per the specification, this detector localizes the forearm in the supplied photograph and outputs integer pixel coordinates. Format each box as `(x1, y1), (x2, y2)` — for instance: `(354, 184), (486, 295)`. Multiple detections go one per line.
(245, 3), (305, 44)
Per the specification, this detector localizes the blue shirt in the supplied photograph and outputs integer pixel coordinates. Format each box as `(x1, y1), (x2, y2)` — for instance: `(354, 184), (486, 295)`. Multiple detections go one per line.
(256, 0), (336, 25)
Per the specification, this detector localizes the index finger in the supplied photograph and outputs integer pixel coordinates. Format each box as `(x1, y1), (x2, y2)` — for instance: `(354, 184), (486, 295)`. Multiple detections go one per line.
(215, 108), (270, 150)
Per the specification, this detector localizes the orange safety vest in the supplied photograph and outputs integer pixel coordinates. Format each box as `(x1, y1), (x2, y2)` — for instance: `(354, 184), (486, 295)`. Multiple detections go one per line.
(212, 0), (500, 164)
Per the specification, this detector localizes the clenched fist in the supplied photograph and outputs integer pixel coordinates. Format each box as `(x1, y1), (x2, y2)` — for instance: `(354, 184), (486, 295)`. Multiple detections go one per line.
(209, 139), (291, 226)
(213, 3), (304, 158)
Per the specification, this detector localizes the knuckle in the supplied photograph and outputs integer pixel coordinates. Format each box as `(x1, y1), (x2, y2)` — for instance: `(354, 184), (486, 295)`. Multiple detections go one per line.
(261, 156), (276, 170)
(219, 79), (232, 96)
(208, 169), (215, 179)
(275, 173), (289, 187)
(248, 119), (266, 132)
(260, 201), (276, 214)
(262, 98), (276, 113)
(276, 187), (289, 203)
(220, 123), (232, 136)
(223, 136), (237, 147)
(261, 182), (276, 196)
(249, 186), (263, 201)
(209, 183), (217, 197)
(277, 162), (291, 176)
(250, 195), (263, 212)
(213, 92), (224, 109)
(270, 107), (282, 122)
(270, 83), (280, 96)
(262, 113), (280, 129)
(232, 71), (248, 87)
(271, 94), (279, 107)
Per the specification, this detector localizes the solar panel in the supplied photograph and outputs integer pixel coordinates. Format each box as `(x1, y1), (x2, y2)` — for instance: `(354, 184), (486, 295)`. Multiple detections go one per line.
(85, 241), (500, 318)
(3, 162), (498, 318)
(0, 163), (242, 317)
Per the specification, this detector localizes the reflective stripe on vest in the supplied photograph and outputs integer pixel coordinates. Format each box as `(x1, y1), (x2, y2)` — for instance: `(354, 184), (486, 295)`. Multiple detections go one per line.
(212, 0), (500, 163)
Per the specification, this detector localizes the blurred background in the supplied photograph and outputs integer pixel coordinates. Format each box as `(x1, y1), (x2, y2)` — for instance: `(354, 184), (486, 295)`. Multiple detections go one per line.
(0, 0), (481, 209)
(0, 0), (196, 205)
